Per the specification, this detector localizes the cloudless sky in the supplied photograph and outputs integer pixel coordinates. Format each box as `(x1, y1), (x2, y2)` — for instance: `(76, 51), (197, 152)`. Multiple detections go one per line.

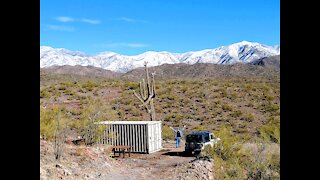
(40, 0), (280, 56)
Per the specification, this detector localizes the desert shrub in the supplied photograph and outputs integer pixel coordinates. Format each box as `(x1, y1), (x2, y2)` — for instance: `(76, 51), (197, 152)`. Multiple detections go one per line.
(222, 104), (233, 111)
(161, 103), (172, 109)
(195, 98), (203, 103)
(131, 107), (142, 117)
(241, 113), (255, 122)
(192, 125), (204, 132)
(70, 99), (118, 145)
(69, 119), (86, 130)
(81, 81), (97, 92)
(179, 97), (190, 105)
(123, 105), (133, 112)
(47, 85), (56, 91)
(180, 86), (188, 93)
(166, 86), (173, 92)
(214, 108), (223, 116)
(228, 92), (238, 100)
(166, 80), (178, 85)
(156, 89), (169, 96)
(246, 102), (254, 107)
(220, 89), (227, 97)
(165, 94), (177, 101)
(213, 125), (242, 161)
(264, 93), (275, 101)
(259, 116), (280, 143)
(244, 84), (253, 92)
(239, 142), (280, 179)
(162, 125), (175, 140)
(185, 89), (196, 98)
(40, 89), (49, 98)
(262, 85), (272, 92)
(211, 126), (280, 179)
(120, 98), (133, 105)
(230, 110), (243, 118)
(58, 85), (67, 91)
(64, 89), (76, 96)
(260, 102), (279, 113)
(214, 157), (246, 179)
(163, 113), (184, 123)
(78, 100), (107, 145)
(211, 111), (220, 118)
(40, 106), (68, 140)
(126, 81), (139, 90)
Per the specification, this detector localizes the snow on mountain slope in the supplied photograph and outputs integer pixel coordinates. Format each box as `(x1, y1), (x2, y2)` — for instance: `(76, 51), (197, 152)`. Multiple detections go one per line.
(40, 41), (280, 73)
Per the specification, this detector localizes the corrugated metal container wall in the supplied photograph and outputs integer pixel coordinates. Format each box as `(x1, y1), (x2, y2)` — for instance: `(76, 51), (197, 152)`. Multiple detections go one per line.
(96, 121), (162, 154)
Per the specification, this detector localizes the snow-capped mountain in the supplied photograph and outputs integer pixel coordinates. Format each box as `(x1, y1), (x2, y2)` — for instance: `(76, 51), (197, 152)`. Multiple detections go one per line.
(40, 41), (280, 73)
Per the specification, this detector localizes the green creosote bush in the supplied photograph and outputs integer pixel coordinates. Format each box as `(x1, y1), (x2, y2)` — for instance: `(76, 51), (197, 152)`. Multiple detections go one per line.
(259, 102), (279, 113)
(163, 113), (184, 123)
(162, 125), (175, 140)
(180, 86), (188, 93)
(126, 81), (139, 90)
(77, 100), (115, 145)
(241, 112), (254, 122)
(192, 125), (204, 132)
(64, 89), (76, 96)
(207, 125), (280, 179)
(230, 110), (243, 118)
(222, 104), (233, 111)
(40, 106), (69, 140)
(40, 89), (49, 98)
(58, 85), (67, 91)
(264, 93), (275, 101)
(81, 81), (97, 92)
(258, 116), (280, 143)
(165, 94), (177, 101)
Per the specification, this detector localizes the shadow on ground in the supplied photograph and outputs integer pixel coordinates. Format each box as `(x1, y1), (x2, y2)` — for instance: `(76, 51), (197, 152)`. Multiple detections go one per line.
(161, 151), (195, 157)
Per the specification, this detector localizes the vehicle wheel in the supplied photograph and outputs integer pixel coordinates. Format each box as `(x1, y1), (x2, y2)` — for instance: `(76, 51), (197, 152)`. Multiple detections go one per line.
(194, 151), (201, 156)
(184, 150), (191, 156)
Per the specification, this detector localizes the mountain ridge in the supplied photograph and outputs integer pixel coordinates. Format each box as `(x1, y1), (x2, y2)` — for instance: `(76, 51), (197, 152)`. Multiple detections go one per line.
(40, 41), (280, 73)
(41, 55), (280, 80)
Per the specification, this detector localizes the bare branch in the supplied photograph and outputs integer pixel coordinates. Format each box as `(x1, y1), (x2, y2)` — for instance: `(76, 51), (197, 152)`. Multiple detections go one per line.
(133, 90), (145, 104)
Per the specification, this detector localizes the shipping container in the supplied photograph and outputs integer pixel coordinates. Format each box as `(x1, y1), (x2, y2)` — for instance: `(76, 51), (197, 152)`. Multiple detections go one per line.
(96, 121), (162, 154)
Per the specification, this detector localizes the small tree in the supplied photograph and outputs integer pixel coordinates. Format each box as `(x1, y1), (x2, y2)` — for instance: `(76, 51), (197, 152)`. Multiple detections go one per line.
(82, 111), (100, 145)
(80, 99), (108, 145)
(133, 62), (157, 121)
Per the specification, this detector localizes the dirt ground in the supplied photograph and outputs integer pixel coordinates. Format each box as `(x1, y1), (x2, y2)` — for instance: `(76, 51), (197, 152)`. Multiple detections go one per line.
(40, 139), (212, 180)
(113, 140), (195, 179)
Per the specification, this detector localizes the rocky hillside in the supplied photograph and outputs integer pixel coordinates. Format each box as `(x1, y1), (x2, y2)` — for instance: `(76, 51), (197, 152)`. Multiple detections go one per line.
(41, 65), (122, 78)
(122, 55), (280, 81)
(250, 55), (280, 71)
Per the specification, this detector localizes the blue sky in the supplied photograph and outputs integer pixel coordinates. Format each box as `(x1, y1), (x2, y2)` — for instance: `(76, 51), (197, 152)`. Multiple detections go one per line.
(40, 0), (280, 56)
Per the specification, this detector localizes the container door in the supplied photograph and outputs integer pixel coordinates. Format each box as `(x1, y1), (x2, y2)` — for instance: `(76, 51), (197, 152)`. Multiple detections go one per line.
(154, 123), (159, 150)
(148, 124), (153, 153)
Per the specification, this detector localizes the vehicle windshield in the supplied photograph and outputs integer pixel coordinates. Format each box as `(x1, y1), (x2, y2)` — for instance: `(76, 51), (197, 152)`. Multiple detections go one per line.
(186, 134), (203, 143)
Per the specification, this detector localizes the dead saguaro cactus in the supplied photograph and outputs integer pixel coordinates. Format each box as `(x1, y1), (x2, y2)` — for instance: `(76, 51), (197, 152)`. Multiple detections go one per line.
(133, 62), (156, 121)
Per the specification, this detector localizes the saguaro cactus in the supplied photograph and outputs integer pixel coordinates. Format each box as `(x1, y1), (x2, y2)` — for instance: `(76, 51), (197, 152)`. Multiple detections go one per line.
(133, 62), (156, 121)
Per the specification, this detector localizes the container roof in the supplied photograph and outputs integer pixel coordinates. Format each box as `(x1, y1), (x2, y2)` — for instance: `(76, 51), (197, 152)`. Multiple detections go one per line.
(96, 121), (162, 125)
